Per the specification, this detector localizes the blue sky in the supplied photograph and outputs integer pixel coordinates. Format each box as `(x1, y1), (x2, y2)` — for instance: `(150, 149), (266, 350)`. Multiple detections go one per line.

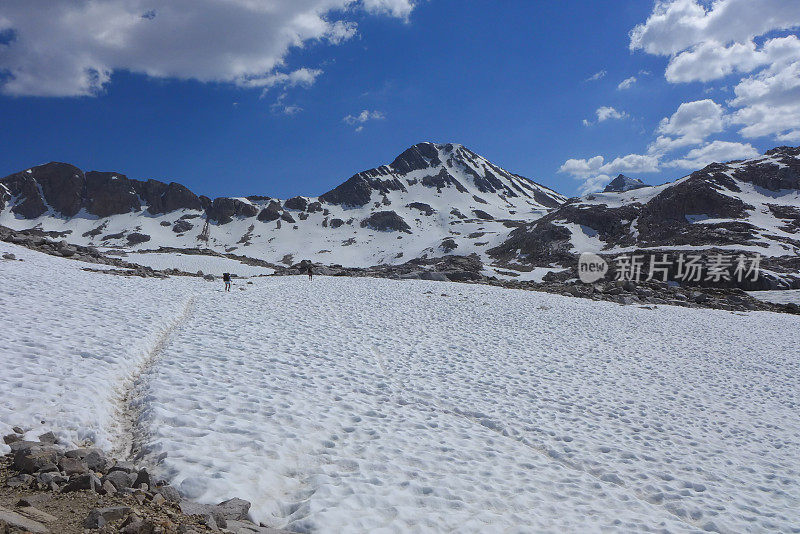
(1, 0), (799, 198)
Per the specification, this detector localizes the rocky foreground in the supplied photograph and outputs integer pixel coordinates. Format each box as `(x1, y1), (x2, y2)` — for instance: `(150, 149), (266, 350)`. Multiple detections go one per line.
(1, 429), (287, 534)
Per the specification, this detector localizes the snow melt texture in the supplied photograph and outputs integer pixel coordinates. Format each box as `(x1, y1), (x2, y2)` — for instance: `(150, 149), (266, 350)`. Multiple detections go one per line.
(2, 241), (800, 533)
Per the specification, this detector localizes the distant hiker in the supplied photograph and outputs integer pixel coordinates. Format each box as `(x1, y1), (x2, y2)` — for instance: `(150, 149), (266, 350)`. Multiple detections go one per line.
(307, 264), (313, 281)
(223, 272), (231, 291)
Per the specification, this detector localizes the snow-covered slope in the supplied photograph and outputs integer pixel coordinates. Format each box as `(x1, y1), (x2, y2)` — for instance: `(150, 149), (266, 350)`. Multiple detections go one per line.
(2, 242), (799, 532)
(492, 146), (800, 265)
(0, 143), (565, 268)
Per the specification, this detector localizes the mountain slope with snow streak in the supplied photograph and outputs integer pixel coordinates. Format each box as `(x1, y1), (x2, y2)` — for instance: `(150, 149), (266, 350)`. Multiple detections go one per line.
(491, 146), (800, 268)
(2, 244), (799, 532)
(0, 143), (565, 268)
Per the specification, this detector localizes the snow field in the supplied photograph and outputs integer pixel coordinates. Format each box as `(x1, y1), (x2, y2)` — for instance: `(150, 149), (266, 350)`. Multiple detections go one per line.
(0, 241), (196, 452)
(2, 245), (799, 532)
(139, 277), (800, 532)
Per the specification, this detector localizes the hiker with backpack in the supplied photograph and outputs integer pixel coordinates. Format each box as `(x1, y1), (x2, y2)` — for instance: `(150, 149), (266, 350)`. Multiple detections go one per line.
(223, 272), (231, 291)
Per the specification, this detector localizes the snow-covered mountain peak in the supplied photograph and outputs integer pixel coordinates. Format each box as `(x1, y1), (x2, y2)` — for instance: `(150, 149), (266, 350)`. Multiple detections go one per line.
(0, 143), (566, 268)
(603, 174), (647, 193)
(319, 141), (565, 211)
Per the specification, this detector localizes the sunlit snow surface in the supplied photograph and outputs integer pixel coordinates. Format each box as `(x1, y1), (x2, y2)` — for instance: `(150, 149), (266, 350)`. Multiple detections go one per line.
(0, 242), (194, 450)
(748, 289), (800, 306)
(2, 242), (800, 532)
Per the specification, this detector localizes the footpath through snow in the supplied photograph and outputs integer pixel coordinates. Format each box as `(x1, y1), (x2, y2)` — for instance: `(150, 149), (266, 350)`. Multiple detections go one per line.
(1, 241), (799, 532)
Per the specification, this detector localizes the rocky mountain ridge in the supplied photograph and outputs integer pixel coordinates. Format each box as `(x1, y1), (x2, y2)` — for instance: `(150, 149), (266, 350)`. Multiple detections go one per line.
(0, 142), (565, 270)
(489, 146), (800, 288)
(2, 143), (800, 287)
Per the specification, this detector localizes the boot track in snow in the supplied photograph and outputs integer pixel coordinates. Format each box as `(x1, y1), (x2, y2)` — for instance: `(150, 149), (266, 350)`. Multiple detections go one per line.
(110, 296), (196, 463)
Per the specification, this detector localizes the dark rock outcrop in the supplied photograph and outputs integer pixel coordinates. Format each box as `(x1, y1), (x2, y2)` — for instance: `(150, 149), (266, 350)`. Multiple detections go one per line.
(140, 181), (203, 215)
(126, 233), (151, 245)
(407, 202), (436, 216)
(33, 163), (86, 217)
(284, 196), (308, 211)
(257, 200), (282, 222)
(360, 211), (412, 233)
(320, 174), (407, 208)
(421, 168), (467, 193)
(0, 163), (206, 221)
(205, 198), (258, 224)
(389, 142), (442, 174)
(440, 238), (457, 252)
(472, 209), (494, 220)
(85, 172), (142, 218)
(172, 220), (193, 233)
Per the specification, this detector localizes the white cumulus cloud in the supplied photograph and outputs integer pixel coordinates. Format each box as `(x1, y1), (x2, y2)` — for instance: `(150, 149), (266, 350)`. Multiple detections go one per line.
(665, 140), (759, 169)
(630, 0), (800, 142)
(362, 0), (416, 19)
(648, 99), (726, 154)
(583, 106), (628, 126)
(559, 153), (660, 193)
(596, 106), (628, 122)
(629, 0), (800, 57)
(0, 0), (415, 97)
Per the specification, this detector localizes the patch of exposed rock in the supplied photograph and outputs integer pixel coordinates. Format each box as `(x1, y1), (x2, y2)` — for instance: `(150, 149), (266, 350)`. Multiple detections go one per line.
(1, 429), (289, 533)
(360, 211), (411, 233)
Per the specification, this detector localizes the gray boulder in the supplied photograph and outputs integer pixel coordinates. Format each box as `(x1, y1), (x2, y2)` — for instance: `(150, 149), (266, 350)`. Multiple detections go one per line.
(2, 433), (21, 444)
(216, 498), (251, 520)
(133, 468), (151, 489)
(84, 506), (131, 529)
(5, 474), (34, 488)
(61, 473), (102, 493)
(180, 501), (227, 529)
(156, 484), (181, 503)
(0, 506), (49, 533)
(206, 197), (258, 224)
(58, 456), (89, 476)
(103, 470), (135, 491)
(38, 431), (57, 444)
(13, 446), (61, 474)
(257, 201), (282, 222)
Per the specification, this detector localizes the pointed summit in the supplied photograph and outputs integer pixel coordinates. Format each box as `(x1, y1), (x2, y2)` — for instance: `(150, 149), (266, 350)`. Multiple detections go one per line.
(603, 174), (647, 193)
